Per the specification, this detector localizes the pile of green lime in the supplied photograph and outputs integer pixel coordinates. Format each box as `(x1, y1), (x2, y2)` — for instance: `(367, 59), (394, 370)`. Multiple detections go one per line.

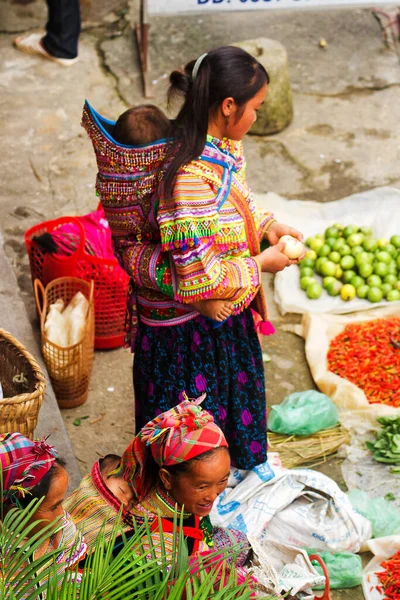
(298, 225), (400, 302)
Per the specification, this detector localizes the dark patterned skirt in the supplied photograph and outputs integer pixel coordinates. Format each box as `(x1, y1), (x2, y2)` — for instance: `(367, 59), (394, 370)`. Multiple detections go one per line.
(133, 308), (267, 469)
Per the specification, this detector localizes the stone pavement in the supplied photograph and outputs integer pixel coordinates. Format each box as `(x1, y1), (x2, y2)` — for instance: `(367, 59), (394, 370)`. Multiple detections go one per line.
(1, 1), (400, 596)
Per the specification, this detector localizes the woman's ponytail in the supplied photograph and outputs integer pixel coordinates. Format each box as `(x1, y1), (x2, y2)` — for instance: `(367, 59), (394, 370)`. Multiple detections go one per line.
(162, 46), (269, 202)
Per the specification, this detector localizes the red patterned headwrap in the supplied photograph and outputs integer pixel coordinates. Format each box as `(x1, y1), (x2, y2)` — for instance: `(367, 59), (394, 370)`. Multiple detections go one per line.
(0, 432), (57, 504)
(119, 393), (228, 501)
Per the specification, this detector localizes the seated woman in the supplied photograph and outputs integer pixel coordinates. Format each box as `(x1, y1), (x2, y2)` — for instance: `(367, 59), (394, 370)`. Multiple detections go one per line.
(64, 394), (250, 567)
(0, 433), (87, 593)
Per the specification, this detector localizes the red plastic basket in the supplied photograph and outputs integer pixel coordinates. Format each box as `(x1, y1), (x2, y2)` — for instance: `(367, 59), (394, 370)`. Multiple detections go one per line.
(25, 216), (129, 350)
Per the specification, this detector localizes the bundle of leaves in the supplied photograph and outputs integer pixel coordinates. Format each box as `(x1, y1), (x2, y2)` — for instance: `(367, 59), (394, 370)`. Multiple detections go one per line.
(0, 492), (282, 599)
(366, 416), (400, 471)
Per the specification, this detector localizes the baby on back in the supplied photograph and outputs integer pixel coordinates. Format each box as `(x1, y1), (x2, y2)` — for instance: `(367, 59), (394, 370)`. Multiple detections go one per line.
(112, 104), (233, 325)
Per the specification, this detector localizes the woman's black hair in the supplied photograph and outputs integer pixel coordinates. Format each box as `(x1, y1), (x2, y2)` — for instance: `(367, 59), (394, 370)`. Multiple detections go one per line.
(18, 457), (66, 508)
(139, 446), (229, 501)
(162, 45), (269, 202)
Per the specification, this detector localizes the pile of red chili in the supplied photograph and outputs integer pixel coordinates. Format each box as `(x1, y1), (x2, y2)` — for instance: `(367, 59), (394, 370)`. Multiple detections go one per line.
(327, 318), (400, 406)
(376, 549), (400, 598)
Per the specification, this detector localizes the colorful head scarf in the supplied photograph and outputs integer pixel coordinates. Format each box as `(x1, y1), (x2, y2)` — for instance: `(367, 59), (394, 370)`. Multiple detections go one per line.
(119, 393), (228, 501)
(0, 432), (57, 503)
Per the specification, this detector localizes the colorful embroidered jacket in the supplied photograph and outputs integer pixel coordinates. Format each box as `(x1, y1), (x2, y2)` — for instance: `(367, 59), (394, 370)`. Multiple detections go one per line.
(157, 136), (275, 319)
(82, 102), (274, 348)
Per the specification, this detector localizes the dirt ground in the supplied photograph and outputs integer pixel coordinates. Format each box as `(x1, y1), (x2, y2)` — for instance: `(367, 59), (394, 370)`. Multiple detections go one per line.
(2, 1), (400, 596)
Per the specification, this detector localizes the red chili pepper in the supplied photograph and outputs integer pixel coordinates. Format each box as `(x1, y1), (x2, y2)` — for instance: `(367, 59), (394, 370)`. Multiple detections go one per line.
(328, 318), (400, 406)
(375, 550), (400, 598)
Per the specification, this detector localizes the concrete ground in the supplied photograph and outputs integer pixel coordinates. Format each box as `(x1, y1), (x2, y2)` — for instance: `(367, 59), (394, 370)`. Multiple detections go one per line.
(1, 0), (400, 596)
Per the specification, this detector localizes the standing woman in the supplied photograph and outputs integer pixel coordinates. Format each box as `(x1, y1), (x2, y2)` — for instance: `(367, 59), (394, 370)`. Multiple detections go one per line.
(134, 46), (303, 470)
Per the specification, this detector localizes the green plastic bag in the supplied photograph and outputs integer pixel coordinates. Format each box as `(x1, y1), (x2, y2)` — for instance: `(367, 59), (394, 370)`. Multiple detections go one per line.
(306, 549), (362, 589)
(348, 489), (400, 538)
(268, 390), (339, 436)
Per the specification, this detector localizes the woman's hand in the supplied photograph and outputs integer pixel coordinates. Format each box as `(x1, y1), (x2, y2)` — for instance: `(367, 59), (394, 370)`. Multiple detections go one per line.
(255, 242), (295, 273)
(266, 221), (304, 246)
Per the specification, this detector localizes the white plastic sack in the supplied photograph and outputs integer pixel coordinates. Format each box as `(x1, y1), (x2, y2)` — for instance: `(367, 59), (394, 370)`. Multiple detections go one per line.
(210, 462), (371, 553)
(296, 305), (400, 417)
(249, 537), (325, 598)
(252, 186), (400, 316)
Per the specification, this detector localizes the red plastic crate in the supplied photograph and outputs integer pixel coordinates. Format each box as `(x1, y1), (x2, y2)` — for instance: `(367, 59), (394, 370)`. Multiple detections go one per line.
(25, 216), (129, 350)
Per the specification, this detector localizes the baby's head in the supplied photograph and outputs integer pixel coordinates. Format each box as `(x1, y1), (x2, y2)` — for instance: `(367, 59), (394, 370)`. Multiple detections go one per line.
(100, 454), (134, 511)
(113, 104), (171, 146)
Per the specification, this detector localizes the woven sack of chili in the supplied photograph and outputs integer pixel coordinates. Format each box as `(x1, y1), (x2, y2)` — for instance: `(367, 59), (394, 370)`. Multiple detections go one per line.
(290, 305), (400, 418)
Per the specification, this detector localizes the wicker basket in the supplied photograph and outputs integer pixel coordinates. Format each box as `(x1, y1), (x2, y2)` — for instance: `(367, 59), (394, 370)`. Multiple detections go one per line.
(0, 329), (46, 438)
(35, 277), (95, 409)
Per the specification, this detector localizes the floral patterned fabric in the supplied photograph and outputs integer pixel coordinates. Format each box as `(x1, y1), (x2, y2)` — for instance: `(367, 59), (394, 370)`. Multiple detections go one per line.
(134, 308), (267, 469)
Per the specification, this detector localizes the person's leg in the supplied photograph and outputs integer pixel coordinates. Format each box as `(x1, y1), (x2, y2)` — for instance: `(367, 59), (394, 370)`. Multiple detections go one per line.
(42, 0), (81, 59)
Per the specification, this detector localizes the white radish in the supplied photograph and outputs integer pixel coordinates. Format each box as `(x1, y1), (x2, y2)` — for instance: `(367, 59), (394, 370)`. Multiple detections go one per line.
(280, 235), (304, 259)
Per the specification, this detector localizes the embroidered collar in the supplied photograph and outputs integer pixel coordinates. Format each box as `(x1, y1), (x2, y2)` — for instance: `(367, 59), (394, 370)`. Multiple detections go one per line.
(155, 485), (192, 519)
(204, 135), (238, 172)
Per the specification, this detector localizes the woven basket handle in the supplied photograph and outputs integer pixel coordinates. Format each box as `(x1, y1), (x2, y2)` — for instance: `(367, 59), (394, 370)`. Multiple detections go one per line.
(34, 279), (46, 322)
(309, 554), (331, 600)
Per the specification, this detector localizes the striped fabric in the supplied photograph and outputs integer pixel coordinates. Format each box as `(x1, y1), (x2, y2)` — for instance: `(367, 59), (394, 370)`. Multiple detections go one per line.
(0, 433), (56, 504)
(157, 135), (275, 314)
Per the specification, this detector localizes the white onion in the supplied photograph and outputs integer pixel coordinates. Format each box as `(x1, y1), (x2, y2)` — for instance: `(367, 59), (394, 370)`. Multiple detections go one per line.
(280, 235), (304, 259)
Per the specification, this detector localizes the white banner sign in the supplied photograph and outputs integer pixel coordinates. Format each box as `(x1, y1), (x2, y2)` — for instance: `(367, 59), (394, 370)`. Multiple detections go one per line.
(147, 0), (398, 16)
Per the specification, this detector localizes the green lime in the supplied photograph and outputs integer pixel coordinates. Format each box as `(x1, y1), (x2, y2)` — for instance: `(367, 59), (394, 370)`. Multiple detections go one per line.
(325, 226), (340, 239)
(326, 237), (337, 248)
(377, 238), (390, 248)
(387, 289), (400, 301)
(384, 274), (397, 286)
(318, 244), (332, 257)
(339, 244), (352, 256)
(356, 252), (373, 266)
(350, 275), (364, 288)
(340, 284), (356, 301)
(385, 244), (396, 255)
(395, 281), (400, 291)
(335, 266), (344, 279)
(300, 276), (316, 291)
(306, 282), (322, 300)
(315, 234), (324, 240)
(367, 274), (382, 287)
(396, 255), (400, 269)
(333, 238), (346, 251)
(340, 255), (355, 270)
(315, 257), (329, 274)
(390, 235), (400, 249)
(299, 257), (315, 269)
(300, 267), (314, 278)
(376, 251), (392, 264)
(356, 284), (369, 299)
(388, 261), (398, 274)
(374, 262), (389, 277)
(310, 238), (325, 253)
(305, 250), (317, 261)
(329, 251), (341, 264)
(352, 245), (364, 256)
(343, 270), (356, 283)
(305, 237), (314, 248)
(323, 276), (336, 289)
(343, 225), (359, 238)
(347, 233), (364, 247)
(326, 280), (343, 296)
(320, 260), (337, 277)
(363, 238), (377, 252)
(358, 263), (373, 278)
(381, 283), (393, 298)
(367, 286), (383, 303)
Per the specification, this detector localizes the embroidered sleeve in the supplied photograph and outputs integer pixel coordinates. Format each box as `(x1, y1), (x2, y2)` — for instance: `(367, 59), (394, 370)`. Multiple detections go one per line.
(157, 173), (261, 310)
(112, 236), (175, 298)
